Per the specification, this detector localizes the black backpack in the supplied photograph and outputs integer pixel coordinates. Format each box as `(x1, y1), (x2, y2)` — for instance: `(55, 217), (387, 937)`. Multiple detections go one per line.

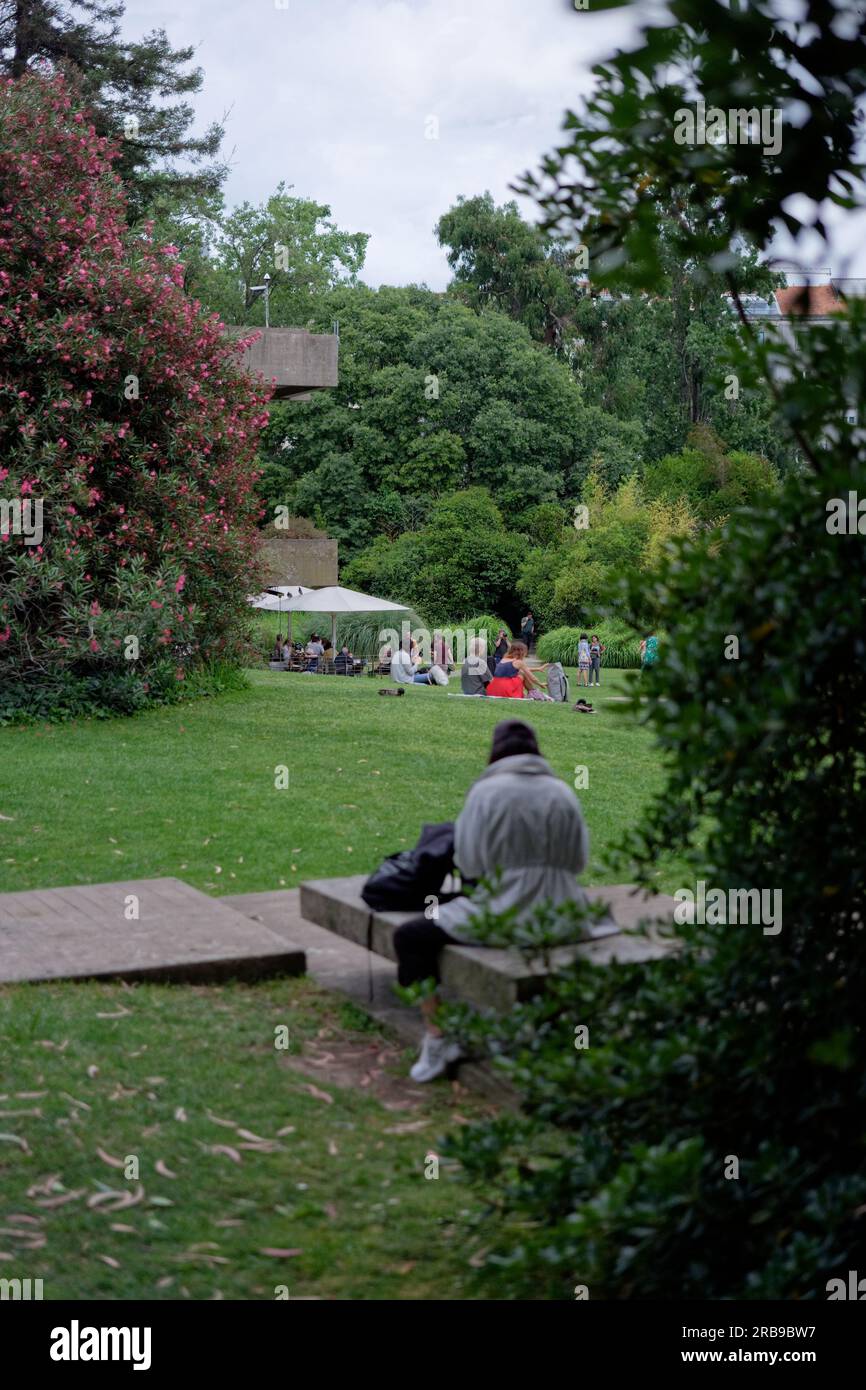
(362, 821), (455, 911)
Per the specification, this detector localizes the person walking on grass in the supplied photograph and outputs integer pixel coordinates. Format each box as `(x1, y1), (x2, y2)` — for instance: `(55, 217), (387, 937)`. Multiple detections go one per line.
(577, 632), (591, 686)
(520, 610), (535, 652)
(589, 634), (604, 687)
(640, 631), (659, 672)
(393, 720), (591, 1082)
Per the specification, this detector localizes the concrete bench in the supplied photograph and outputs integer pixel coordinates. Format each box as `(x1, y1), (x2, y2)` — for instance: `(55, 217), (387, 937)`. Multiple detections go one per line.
(299, 874), (679, 1013)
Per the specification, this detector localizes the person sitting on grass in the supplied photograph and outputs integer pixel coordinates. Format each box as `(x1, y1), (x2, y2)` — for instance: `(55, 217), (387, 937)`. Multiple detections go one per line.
(390, 640), (417, 683)
(486, 640), (548, 699)
(393, 719), (591, 1082)
(460, 637), (492, 696)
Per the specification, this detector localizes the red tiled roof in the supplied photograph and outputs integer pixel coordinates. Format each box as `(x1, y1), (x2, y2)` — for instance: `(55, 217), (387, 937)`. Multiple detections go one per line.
(775, 285), (845, 317)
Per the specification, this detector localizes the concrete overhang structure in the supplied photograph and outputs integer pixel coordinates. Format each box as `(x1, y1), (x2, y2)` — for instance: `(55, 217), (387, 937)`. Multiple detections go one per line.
(228, 326), (339, 401)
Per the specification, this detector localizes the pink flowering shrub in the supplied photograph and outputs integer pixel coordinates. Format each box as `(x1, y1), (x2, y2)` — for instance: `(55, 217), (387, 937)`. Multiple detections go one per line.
(0, 75), (270, 717)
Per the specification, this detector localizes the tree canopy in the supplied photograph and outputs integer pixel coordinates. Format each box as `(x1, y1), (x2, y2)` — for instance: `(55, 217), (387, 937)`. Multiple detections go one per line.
(0, 0), (225, 218)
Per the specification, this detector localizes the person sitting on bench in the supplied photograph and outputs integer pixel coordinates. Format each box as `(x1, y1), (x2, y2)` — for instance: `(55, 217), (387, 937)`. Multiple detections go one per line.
(334, 645), (354, 675)
(393, 719), (590, 1082)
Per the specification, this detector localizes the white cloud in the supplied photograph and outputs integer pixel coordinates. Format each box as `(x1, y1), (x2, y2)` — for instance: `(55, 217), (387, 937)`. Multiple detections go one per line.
(120, 0), (866, 287)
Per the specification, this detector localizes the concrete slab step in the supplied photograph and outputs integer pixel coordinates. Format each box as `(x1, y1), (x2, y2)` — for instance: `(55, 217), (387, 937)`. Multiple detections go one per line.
(0, 877), (306, 985)
(299, 874), (679, 1014)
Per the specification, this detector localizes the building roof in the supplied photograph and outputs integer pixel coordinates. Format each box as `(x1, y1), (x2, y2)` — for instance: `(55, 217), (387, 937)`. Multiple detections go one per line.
(774, 284), (845, 317)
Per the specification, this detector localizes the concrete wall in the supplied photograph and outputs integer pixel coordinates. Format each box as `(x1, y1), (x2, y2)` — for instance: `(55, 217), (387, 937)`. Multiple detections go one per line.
(259, 536), (339, 587)
(227, 327), (338, 399)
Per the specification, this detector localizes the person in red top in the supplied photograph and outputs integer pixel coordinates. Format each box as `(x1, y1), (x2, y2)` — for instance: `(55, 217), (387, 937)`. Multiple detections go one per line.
(486, 641), (548, 698)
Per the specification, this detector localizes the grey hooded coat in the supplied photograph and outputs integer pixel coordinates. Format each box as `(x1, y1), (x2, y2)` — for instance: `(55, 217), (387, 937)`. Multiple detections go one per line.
(436, 752), (590, 945)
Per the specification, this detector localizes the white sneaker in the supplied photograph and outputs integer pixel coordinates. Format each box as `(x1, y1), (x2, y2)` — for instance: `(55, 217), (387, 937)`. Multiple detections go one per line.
(410, 1032), (461, 1083)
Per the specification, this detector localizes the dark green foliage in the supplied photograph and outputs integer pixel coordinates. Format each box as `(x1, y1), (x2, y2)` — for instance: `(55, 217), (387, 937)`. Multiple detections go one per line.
(442, 0), (866, 1300)
(436, 192), (578, 346)
(255, 285), (625, 553)
(0, 661), (247, 725)
(343, 488), (527, 622)
(536, 623), (642, 669)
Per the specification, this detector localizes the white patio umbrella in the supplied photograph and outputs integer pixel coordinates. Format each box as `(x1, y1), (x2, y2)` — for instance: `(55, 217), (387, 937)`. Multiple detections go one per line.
(248, 585), (314, 651)
(281, 585), (409, 656)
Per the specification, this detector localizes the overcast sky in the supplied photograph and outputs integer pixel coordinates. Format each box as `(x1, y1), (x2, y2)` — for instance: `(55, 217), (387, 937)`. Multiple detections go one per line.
(122, 0), (866, 287)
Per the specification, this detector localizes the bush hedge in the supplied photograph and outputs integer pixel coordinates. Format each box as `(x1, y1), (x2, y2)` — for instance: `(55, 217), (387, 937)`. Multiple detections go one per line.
(537, 622), (644, 669)
(0, 75), (268, 721)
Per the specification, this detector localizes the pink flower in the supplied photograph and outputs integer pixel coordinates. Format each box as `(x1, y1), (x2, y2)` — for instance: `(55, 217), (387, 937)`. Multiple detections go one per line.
(174, 574), (186, 593)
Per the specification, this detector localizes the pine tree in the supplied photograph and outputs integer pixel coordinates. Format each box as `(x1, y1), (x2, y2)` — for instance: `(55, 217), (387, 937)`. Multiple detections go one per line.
(0, 0), (225, 217)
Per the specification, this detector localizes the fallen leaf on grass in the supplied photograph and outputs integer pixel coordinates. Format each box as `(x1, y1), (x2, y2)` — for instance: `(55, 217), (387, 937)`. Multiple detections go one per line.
(155, 1160), (177, 1179)
(6, 1215), (41, 1226)
(386, 1261), (416, 1276)
(275, 1126), (296, 1137)
(15, 1091), (47, 1100)
(174, 1107), (188, 1123)
(468, 1248), (491, 1268)
(96, 1009), (131, 1019)
(96, 1255), (121, 1269)
(235, 1128), (267, 1143)
(213, 1219), (244, 1228)
(96, 1146), (126, 1170)
(87, 1184), (145, 1212)
(171, 1252), (230, 1265)
(0, 1108), (41, 1118)
(87, 1065), (99, 1079)
(324, 1203), (338, 1220)
(155, 1276), (174, 1289)
(34, 1189), (86, 1209)
(208, 1145), (242, 1164)
(108, 1085), (139, 1104)
(237, 1141), (281, 1153)
(110, 1224), (137, 1234)
(303, 1083), (333, 1105)
(382, 1119), (430, 1135)
(61, 1093), (91, 1111)
(308, 1052), (335, 1067)
(327, 1140), (339, 1156)
(0, 1132), (30, 1153)
(258, 1248), (302, 1258)
(27, 1174), (61, 1198)
(206, 1112), (239, 1129)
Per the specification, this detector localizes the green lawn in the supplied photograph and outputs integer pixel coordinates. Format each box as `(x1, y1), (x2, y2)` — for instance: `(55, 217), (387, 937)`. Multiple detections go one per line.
(0, 667), (674, 1300)
(0, 666), (675, 896)
(0, 976), (510, 1300)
